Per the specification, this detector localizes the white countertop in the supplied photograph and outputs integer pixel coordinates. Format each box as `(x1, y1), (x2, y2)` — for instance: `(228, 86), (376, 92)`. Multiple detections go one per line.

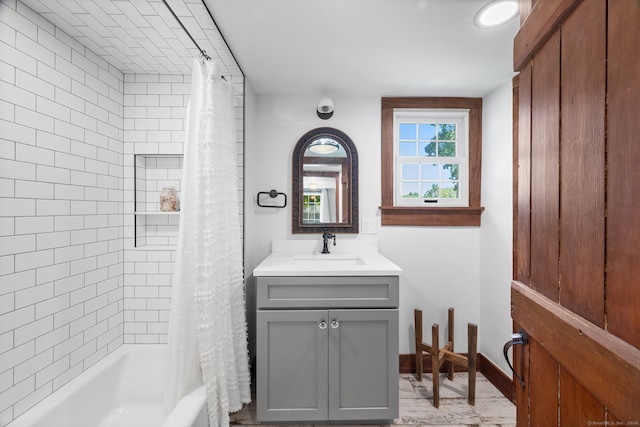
(253, 239), (403, 277)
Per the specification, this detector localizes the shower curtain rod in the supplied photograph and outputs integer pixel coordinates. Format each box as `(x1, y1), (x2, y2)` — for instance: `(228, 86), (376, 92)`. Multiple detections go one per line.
(161, 0), (244, 80)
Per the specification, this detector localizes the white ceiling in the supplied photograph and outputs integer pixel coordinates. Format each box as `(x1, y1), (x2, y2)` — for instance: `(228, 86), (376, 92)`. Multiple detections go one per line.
(207, 0), (519, 96)
(20, 0), (519, 97)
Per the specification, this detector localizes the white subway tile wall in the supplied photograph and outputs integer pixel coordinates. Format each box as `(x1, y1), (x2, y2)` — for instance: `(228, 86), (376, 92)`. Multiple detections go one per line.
(123, 74), (187, 345)
(122, 73), (245, 345)
(0, 1), (245, 424)
(0, 1), (125, 423)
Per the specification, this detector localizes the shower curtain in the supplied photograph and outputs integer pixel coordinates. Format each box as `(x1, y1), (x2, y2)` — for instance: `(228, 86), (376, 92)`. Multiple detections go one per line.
(320, 188), (336, 223)
(165, 58), (251, 427)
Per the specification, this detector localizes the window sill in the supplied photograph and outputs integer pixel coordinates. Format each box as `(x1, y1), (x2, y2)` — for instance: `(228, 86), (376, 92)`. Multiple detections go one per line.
(380, 206), (485, 226)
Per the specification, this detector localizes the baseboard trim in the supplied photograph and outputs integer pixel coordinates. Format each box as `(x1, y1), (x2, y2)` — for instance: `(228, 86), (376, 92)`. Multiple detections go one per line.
(399, 353), (514, 402)
(478, 354), (514, 402)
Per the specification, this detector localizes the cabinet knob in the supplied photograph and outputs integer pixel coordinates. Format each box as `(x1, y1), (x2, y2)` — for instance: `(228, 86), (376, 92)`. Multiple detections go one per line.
(319, 320), (327, 329)
(331, 320), (339, 329)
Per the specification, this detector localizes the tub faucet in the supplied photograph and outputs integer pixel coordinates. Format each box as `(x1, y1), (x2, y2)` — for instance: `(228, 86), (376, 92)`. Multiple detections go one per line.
(321, 228), (336, 254)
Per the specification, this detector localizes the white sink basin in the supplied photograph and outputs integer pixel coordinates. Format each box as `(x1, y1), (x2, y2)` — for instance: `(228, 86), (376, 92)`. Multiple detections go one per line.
(291, 254), (365, 266)
(253, 239), (403, 276)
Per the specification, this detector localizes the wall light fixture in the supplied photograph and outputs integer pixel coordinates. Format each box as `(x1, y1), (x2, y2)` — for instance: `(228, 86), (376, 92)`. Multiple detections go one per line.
(317, 97), (334, 120)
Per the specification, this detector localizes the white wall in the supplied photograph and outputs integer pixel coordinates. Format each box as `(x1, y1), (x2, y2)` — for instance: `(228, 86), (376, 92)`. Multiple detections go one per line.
(479, 80), (513, 373)
(244, 90), (513, 366)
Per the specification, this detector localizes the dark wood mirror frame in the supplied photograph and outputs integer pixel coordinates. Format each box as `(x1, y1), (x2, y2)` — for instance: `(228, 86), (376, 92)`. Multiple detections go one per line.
(292, 127), (359, 234)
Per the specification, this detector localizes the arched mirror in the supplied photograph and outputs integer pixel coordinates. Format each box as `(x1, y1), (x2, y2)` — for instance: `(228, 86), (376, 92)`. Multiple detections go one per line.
(292, 127), (359, 233)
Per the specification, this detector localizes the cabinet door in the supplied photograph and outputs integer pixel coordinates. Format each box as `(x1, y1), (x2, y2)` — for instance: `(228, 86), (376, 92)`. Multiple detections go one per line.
(328, 309), (399, 421)
(256, 310), (328, 422)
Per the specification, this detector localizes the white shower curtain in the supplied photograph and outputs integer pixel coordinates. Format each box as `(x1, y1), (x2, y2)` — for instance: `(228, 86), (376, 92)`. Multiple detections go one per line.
(320, 188), (336, 223)
(165, 58), (251, 427)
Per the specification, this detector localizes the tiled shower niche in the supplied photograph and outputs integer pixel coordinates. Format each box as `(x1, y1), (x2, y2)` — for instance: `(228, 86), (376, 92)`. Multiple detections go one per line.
(134, 154), (183, 249)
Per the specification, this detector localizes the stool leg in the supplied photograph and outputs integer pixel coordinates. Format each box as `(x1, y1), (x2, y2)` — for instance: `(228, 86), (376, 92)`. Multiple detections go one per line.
(468, 323), (478, 406)
(414, 309), (423, 381)
(447, 307), (455, 381)
(431, 323), (440, 408)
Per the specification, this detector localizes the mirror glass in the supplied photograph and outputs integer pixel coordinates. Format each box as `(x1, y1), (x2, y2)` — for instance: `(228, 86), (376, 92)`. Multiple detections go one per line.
(292, 127), (358, 233)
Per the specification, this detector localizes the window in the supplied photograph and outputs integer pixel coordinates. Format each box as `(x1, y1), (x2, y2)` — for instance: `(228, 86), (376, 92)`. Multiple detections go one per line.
(302, 192), (322, 223)
(381, 98), (484, 226)
(395, 110), (469, 207)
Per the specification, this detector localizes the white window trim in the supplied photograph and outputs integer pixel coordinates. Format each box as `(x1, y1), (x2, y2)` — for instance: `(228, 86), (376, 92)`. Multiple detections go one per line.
(393, 109), (470, 207)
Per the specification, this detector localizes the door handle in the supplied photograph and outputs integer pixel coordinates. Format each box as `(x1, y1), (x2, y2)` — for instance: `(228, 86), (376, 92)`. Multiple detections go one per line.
(319, 320), (327, 330)
(330, 319), (339, 329)
(503, 329), (528, 389)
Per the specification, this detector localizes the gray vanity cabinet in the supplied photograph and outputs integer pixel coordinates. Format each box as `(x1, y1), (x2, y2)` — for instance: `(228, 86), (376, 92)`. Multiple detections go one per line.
(256, 276), (399, 423)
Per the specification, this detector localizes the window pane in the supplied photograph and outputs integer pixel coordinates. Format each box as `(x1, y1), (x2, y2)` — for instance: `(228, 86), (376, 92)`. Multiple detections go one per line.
(399, 123), (416, 140)
(441, 163), (459, 180)
(421, 163), (439, 180)
(438, 123), (456, 140)
(438, 141), (456, 157)
(418, 123), (436, 140)
(402, 164), (419, 180)
(399, 141), (417, 156)
(440, 182), (458, 199)
(390, 103), (474, 210)
(419, 141), (436, 156)
(401, 182), (420, 198)
(422, 182), (439, 198)
(303, 194), (322, 222)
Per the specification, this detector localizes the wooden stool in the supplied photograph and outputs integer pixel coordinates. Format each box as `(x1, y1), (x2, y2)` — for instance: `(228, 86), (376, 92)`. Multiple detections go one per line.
(414, 307), (478, 408)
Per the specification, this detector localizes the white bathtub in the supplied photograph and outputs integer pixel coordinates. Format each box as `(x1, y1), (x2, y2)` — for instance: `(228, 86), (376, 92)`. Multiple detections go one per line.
(9, 345), (207, 427)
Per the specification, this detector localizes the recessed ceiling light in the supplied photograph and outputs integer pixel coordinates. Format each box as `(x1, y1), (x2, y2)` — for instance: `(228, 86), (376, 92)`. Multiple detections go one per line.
(474, 0), (519, 28)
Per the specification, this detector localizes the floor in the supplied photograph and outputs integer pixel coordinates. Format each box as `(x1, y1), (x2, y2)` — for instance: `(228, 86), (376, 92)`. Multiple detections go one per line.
(230, 373), (516, 426)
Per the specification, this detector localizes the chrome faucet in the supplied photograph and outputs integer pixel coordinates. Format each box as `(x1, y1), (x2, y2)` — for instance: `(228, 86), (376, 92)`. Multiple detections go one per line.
(321, 228), (336, 254)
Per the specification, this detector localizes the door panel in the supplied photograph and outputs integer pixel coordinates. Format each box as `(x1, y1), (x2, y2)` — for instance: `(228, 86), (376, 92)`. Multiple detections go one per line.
(511, 282), (640, 420)
(528, 339), (557, 426)
(513, 1), (640, 423)
(560, 368), (604, 425)
(514, 64), (531, 284)
(559, 0), (606, 327)
(529, 29), (560, 301)
(513, 321), (529, 427)
(606, 0), (640, 349)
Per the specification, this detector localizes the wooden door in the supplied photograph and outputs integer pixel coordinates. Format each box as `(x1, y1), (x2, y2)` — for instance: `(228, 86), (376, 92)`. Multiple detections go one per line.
(512, 0), (640, 424)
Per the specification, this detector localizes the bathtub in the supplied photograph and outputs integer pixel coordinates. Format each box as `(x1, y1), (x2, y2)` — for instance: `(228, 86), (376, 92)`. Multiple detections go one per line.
(9, 345), (207, 427)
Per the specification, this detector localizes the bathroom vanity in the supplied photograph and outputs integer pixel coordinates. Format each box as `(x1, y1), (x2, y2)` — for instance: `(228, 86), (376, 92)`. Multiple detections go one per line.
(253, 240), (401, 423)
